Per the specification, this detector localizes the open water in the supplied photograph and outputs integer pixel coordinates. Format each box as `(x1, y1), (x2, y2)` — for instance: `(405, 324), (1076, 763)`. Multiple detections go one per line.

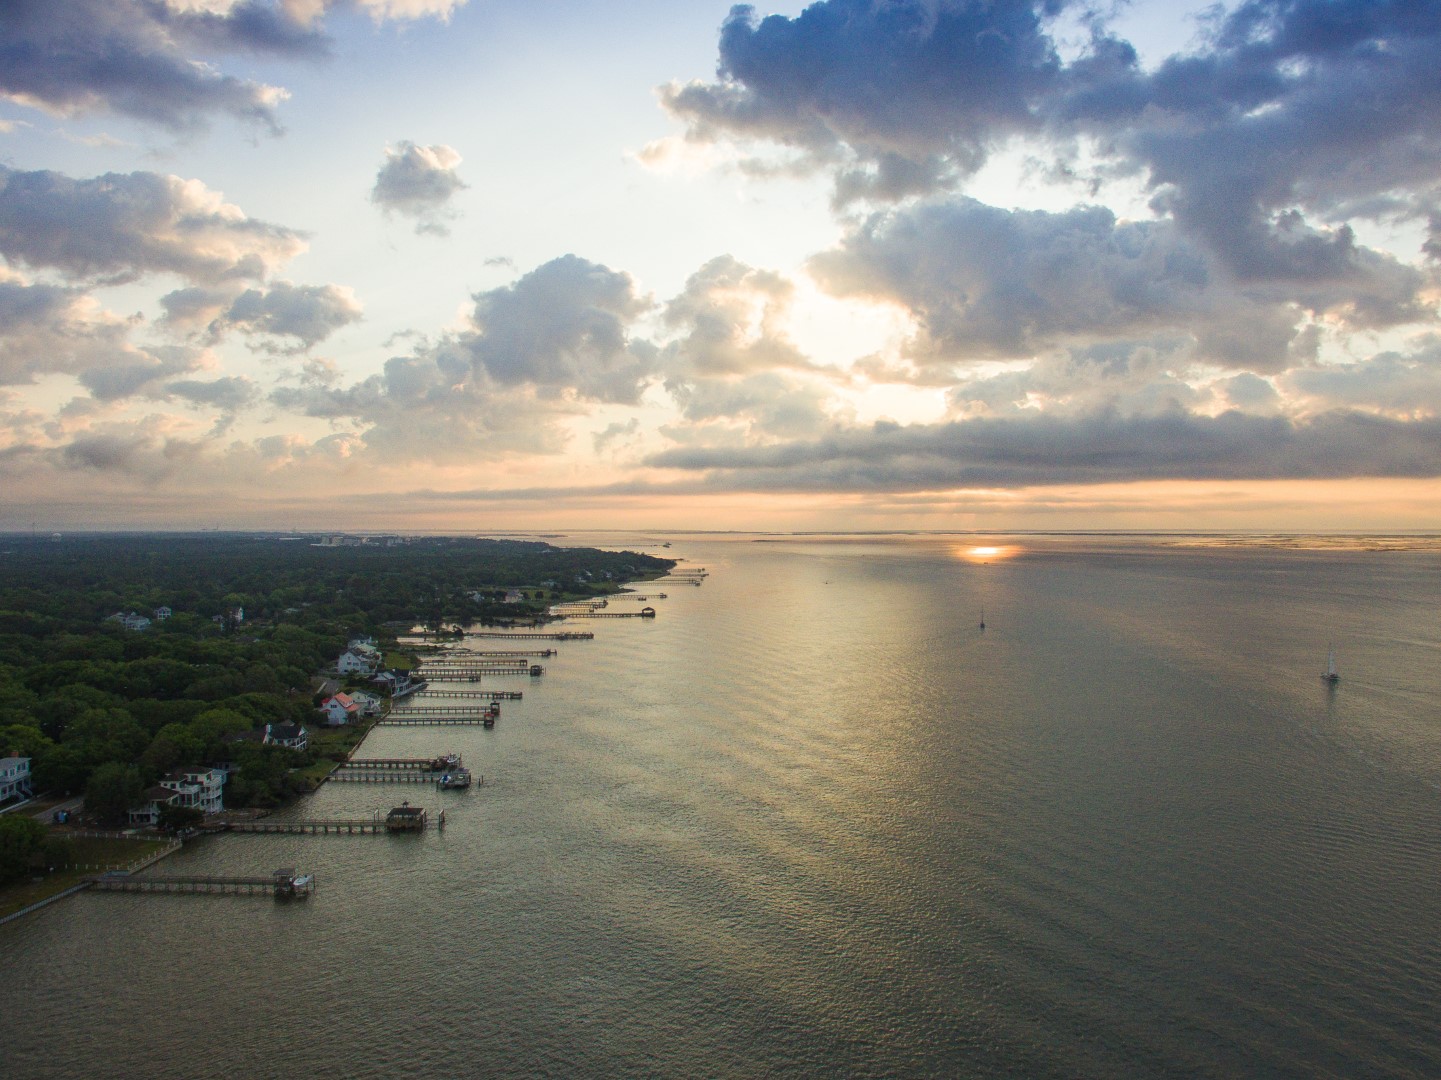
(3, 534), (1441, 1078)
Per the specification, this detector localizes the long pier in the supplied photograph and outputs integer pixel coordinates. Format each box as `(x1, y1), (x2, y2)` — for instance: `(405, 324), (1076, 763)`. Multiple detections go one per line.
(556, 610), (655, 619)
(345, 757), (458, 770)
(222, 818), (388, 834)
(87, 870), (316, 898)
(329, 770), (459, 784)
(412, 689), (522, 700)
(466, 631), (593, 640)
(377, 716), (500, 727)
(454, 649), (555, 658)
(421, 659), (533, 669)
(419, 666), (542, 679)
(389, 706), (497, 717)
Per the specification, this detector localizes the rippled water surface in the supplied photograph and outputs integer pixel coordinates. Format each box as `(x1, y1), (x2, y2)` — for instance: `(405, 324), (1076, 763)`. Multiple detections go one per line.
(3, 534), (1441, 1078)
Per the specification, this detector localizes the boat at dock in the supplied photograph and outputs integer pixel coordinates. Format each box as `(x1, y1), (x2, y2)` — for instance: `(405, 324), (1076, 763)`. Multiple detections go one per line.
(438, 769), (472, 790)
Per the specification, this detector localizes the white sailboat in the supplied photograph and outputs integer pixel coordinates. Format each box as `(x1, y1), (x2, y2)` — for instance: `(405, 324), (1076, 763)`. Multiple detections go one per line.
(1321, 647), (1339, 684)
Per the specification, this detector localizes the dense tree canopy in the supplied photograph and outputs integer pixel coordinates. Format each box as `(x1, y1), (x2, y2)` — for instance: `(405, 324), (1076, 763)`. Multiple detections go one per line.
(0, 534), (672, 814)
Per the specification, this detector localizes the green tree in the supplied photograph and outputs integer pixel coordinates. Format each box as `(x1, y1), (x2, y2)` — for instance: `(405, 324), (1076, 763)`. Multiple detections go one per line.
(84, 762), (144, 823)
(0, 814), (46, 884)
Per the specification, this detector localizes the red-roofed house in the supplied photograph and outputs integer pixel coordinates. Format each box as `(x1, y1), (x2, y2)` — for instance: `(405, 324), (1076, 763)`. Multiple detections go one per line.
(321, 693), (360, 726)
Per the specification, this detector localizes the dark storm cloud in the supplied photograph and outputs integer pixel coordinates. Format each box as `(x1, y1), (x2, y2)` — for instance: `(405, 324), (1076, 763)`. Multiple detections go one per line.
(644, 409), (1441, 490)
(0, 166), (305, 284)
(0, 0), (321, 133)
(370, 142), (467, 235)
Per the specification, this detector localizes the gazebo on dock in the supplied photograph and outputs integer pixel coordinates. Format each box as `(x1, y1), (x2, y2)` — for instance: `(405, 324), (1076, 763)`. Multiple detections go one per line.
(385, 803), (427, 831)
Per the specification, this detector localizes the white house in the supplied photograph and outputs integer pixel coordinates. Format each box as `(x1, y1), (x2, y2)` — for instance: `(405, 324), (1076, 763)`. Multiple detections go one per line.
(337, 649), (378, 675)
(128, 767), (225, 825)
(154, 606), (173, 620)
(320, 693), (360, 726)
(0, 756), (32, 803)
(263, 723), (309, 750)
(163, 767), (225, 813)
(347, 690), (382, 718)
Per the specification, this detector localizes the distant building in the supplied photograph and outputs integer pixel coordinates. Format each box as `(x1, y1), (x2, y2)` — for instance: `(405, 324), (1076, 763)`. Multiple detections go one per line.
(106, 611), (152, 631)
(0, 756), (32, 803)
(504, 589), (525, 604)
(154, 606), (173, 621)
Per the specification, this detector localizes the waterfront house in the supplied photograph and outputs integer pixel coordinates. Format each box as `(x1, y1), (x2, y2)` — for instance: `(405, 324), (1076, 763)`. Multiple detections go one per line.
(130, 767), (225, 824)
(0, 756), (32, 804)
(337, 649), (378, 675)
(128, 784), (178, 826)
(347, 690), (382, 717)
(320, 693), (360, 726)
(163, 768), (226, 814)
(263, 723), (309, 751)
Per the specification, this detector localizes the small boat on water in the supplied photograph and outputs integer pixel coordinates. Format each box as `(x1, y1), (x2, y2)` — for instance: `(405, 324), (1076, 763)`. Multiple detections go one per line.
(1322, 647), (1340, 684)
(438, 769), (472, 790)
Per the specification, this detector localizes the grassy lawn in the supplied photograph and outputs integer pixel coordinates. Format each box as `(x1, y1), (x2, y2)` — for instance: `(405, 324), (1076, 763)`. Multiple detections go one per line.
(294, 718), (378, 787)
(0, 834), (174, 920)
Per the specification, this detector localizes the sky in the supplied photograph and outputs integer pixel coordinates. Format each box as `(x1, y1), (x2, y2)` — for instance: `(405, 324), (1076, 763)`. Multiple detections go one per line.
(2, 0), (1440, 533)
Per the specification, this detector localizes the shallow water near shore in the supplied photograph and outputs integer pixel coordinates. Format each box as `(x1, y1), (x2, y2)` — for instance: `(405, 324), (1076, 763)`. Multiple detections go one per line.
(3, 534), (1441, 1078)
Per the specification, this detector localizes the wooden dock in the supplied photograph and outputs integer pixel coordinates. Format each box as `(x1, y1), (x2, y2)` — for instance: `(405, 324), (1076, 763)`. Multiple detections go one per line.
(329, 770), (474, 784)
(87, 868), (316, 898)
(389, 706), (498, 717)
(556, 609), (655, 619)
(344, 756), (460, 770)
(419, 665), (542, 679)
(412, 689), (522, 700)
(222, 818), (388, 834)
(377, 716), (499, 727)
(466, 631), (593, 640)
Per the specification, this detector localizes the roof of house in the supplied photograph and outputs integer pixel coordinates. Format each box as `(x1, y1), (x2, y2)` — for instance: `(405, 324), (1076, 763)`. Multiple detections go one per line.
(268, 723), (307, 739)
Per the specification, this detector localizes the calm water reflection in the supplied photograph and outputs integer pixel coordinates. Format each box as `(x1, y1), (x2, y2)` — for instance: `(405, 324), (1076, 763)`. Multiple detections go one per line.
(3, 535), (1440, 1078)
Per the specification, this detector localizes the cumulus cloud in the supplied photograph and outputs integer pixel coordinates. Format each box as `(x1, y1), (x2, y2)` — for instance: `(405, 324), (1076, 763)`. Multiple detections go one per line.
(660, 255), (811, 377)
(371, 142), (467, 235)
(810, 196), (1423, 374)
(203, 281), (363, 351)
(0, 166), (306, 284)
(0, 0), (466, 132)
(669, 0), (1441, 308)
(269, 255), (654, 460)
(661, 0), (1062, 203)
(0, 274), (168, 387)
(645, 409), (1441, 492)
(468, 255), (655, 402)
(0, 0), (304, 132)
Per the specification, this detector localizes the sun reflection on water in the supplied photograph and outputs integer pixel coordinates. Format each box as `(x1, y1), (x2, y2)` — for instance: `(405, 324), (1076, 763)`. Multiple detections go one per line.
(955, 543), (1019, 563)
